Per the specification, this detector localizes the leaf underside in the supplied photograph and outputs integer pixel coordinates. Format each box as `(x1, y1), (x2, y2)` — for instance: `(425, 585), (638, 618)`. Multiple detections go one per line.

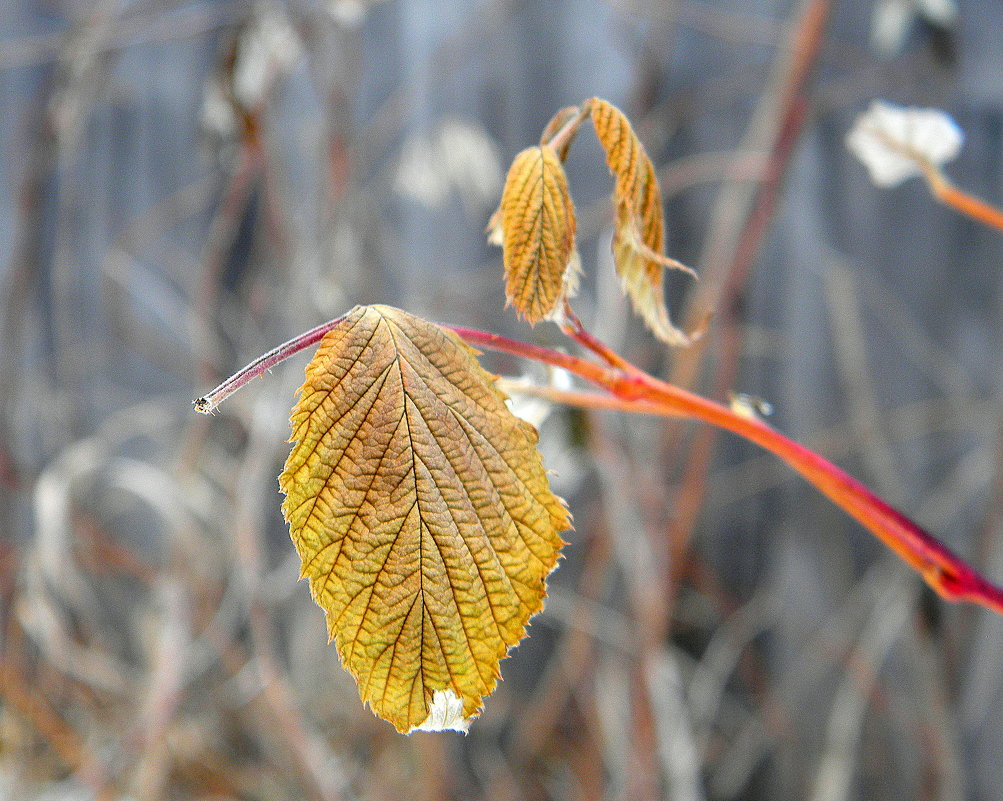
(498, 145), (577, 324)
(280, 305), (570, 733)
(588, 97), (693, 346)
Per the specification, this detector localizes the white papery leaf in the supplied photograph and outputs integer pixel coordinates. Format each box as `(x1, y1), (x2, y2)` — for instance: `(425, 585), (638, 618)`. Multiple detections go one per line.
(846, 100), (963, 188)
(502, 367), (575, 429)
(409, 690), (472, 734)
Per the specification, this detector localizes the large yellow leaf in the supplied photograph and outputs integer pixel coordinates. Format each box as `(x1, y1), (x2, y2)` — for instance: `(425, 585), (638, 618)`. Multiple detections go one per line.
(494, 145), (577, 324)
(280, 305), (570, 733)
(588, 97), (695, 346)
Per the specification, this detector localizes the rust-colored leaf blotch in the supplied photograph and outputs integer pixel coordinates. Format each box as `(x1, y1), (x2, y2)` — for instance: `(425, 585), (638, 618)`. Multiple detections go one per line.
(280, 305), (570, 733)
(588, 97), (695, 346)
(497, 145), (577, 324)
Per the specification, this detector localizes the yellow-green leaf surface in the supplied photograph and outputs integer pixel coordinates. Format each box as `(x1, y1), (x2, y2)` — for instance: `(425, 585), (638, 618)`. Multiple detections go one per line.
(280, 305), (570, 733)
(588, 97), (694, 346)
(497, 145), (577, 324)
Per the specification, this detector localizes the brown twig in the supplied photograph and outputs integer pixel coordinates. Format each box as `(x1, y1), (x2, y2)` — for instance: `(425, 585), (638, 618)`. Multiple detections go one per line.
(660, 0), (833, 620)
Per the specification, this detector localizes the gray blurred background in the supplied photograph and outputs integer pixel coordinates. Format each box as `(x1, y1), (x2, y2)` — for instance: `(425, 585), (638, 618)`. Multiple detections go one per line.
(3, 0), (1003, 799)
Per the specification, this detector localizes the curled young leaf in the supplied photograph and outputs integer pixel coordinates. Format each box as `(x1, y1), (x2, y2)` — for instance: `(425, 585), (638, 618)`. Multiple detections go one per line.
(587, 97), (695, 346)
(280, 305), (570, 733)
(494, 145), (578, 324)
(539, 105), (583, 161)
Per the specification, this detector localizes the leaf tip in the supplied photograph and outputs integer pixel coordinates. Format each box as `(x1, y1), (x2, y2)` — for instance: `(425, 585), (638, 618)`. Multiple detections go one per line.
(539, 105), (584, 161)
(485, 206), (504, 246)
(407, 689), (475, 734)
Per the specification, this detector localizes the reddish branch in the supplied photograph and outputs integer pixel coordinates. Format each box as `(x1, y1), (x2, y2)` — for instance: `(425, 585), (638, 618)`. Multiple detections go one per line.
(196, 315), (1003, 616)
(451, 325), (1003, 616)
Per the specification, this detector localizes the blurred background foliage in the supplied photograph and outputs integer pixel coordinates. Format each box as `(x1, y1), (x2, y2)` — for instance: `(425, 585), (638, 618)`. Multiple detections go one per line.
(3, 0), (1003, 799)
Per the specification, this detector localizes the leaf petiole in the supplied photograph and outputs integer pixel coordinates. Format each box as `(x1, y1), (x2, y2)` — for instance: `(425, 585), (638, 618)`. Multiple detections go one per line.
(193, 312), (348, 414)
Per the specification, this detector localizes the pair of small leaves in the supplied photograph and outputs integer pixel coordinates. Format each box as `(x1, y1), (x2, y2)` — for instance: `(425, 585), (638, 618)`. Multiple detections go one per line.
(280, 305), (569, 733)
(490, 97), (695, 345)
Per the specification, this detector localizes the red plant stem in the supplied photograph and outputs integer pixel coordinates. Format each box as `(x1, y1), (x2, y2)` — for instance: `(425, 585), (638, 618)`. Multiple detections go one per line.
(559, 303), (641, 374)
(450, 325), (1003, 615)
(195, 314), (1003, 615)
(193, 312), (348, 413)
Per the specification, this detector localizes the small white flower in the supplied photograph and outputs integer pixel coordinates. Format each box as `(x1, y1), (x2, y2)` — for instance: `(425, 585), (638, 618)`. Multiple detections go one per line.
(409, 689), (472, 734)
(846, 100), (963, 188)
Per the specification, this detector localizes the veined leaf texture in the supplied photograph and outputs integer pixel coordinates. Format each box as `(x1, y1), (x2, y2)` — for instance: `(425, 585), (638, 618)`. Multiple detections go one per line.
(588, 97), (695, 346)
(280, 305), (569, 733)
(497, 145), (577, 324)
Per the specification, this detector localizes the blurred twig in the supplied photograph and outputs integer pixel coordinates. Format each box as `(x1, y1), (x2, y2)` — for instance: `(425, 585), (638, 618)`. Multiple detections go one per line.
(661, 0), (833, 617)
